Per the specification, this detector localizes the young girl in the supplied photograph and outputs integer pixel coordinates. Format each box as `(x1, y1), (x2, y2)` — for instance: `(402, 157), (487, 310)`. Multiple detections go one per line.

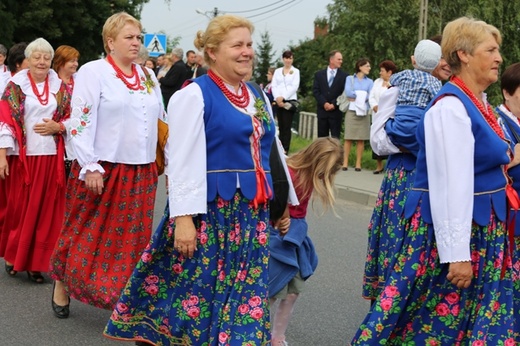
(269, 137), (343, 346)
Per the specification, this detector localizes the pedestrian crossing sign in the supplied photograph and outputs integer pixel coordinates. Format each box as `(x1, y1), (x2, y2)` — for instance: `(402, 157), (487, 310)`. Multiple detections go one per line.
(144, 33), (167, 57)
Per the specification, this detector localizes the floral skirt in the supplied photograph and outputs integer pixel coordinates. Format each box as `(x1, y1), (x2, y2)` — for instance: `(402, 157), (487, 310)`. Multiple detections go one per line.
(1, 155), (65, 272)
(512, 236), (520, 335)
(352, 202), (516, 345)
(49, 161), (157, 309)
(104, 194), (271, 346)
(362, 165), (415, 299)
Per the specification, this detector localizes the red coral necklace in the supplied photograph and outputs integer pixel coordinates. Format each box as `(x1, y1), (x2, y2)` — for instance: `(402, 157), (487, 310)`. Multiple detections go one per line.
(208, 69), (249, 108)
(28, 71), (49, 106)
(106, 55), (141, 90)
(451, 76), (504, 140)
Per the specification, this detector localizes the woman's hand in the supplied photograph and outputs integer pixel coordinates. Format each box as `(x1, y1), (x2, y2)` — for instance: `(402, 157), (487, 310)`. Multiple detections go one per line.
(0, 149), (8, 179)
(33, 118), (60, 135)
(85, 171), (104, 195)
(174, 215), (197, 258)
(446, 261), (473, 289)
(509, 143), (520, 168)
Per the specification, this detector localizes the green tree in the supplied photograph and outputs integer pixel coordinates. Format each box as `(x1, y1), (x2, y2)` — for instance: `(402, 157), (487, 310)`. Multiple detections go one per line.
(291, 0), (520, 109)
(254, 30), (276, 85)
(0, 0), (151, 62)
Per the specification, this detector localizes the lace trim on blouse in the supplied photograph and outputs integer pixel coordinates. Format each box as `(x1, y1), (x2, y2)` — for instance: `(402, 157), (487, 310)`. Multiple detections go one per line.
(434, 219), (471, 262)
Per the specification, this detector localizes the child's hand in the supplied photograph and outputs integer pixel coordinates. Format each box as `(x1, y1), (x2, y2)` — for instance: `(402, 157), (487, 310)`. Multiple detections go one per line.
(277, 216), (291, 235)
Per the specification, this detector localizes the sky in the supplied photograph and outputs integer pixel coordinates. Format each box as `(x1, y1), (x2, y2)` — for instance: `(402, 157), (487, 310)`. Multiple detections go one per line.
(140, 0), (330, 59)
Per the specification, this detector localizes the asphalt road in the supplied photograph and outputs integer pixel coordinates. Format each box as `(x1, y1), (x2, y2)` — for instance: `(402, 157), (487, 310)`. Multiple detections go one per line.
(0, 179), (373, 346)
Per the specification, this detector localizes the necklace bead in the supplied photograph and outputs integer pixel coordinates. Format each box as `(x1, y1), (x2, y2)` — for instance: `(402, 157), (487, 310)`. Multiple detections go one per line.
(208, 69), (250, 108)
(451, 76), (504, 140)
(28, 72), (50, 106)
(107, 55), (141, 91)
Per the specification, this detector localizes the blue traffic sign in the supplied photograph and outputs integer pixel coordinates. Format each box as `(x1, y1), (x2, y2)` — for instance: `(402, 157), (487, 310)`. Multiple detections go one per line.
(144, 33), (167, 57)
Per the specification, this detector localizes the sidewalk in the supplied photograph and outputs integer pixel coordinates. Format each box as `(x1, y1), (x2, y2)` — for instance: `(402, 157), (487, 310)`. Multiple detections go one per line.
(334, 168), (383, 207)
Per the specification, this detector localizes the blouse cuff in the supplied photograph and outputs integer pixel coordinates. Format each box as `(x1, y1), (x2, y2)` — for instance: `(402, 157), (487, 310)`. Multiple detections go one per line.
(168, 177), (207, 218)
(79, 162), (106, 181)
(435, 221), (471, 263)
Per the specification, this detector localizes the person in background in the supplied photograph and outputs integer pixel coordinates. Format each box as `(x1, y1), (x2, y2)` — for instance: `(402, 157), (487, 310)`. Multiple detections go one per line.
(134, 45), (149, 66)
(0, 43), (28, 245)
(352, 16), (515, 344)
(269, 137), (343, 346)
(155, 53), (165, 76)
(0, 42), (28, 92)
(159, 47), (189, 108)
(312, 50), (348, 139)
(156, 53), (171, 81)
(263, 66), (277, 117)
(0, 44), (7, 72)
(192, 52), (208, 77)
(0, 38), (71, 284)
(104, 14), (275, 345)
(185, 49), (197, 75)
(342, 58), (373, 171)
(144, 57), (156, 71)
(368, 60), (397, 174)
(48, 12), (163, 318)
(362, 40), (445, 306)
(52, 45), (79, 96)
(495, 62), (520, 322)
(385, 39), (442, 155)
(272, 50), (300, 153)
(52, 45), (80, 177)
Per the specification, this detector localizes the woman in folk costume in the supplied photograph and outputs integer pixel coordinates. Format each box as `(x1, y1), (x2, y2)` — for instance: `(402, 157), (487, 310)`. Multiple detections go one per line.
(0, 38), (71, 283)
(105, 14), (276, 346)
(49, 12), (163, 318)
(0, 42), (28, 267)
(52, 45), (80, 176)
(352, 17), (517, 345)
(495, 62), (520, 335)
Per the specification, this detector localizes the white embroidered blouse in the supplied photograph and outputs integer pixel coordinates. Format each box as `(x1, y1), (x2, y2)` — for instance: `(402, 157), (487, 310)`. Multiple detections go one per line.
(68, 59), (164, 180)
(0, 69), (68, 156)
(424, 95), (475, 263)
(271, 66), (300, 101)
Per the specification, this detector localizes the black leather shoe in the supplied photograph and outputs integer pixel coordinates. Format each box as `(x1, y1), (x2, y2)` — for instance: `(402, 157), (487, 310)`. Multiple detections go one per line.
(52, 281), (70, 319)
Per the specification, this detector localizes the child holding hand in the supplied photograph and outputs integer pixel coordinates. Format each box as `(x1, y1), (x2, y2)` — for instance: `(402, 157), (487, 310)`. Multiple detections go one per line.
(269, 137), (343, 346)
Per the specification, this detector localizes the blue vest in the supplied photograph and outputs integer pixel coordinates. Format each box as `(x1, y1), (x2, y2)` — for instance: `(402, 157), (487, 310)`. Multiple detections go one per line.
(193, 76), (275, 202)
(404, 82), (510, 225)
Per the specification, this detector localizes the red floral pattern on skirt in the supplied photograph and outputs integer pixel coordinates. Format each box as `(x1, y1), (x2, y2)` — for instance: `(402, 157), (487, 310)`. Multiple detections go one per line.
(49, 160), (158, 309)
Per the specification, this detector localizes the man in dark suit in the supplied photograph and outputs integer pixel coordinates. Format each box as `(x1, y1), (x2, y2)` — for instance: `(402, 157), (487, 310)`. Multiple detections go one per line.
(312, 50), (348, 138)
(159, 47), (189, 108)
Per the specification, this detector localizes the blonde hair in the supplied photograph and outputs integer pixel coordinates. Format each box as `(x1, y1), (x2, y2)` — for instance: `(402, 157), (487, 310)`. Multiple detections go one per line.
(193, 14), (254, 67)
(442, 16), (501, 75)
(286, 137), (343, 213)
(102, 12), (142, 54)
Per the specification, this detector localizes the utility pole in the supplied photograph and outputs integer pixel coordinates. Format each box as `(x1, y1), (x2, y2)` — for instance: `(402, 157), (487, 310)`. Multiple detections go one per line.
(418, 0), (428, 41)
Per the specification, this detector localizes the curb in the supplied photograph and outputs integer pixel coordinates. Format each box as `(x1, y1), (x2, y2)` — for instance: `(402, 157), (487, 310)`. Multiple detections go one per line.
(336, 185), (378, 207)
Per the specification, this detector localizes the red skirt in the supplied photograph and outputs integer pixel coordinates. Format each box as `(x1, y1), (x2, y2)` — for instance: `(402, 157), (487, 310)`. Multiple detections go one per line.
(49, 161), (158, 310)
(0, 156), (19, 256)
(1, 155), (65, 272)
